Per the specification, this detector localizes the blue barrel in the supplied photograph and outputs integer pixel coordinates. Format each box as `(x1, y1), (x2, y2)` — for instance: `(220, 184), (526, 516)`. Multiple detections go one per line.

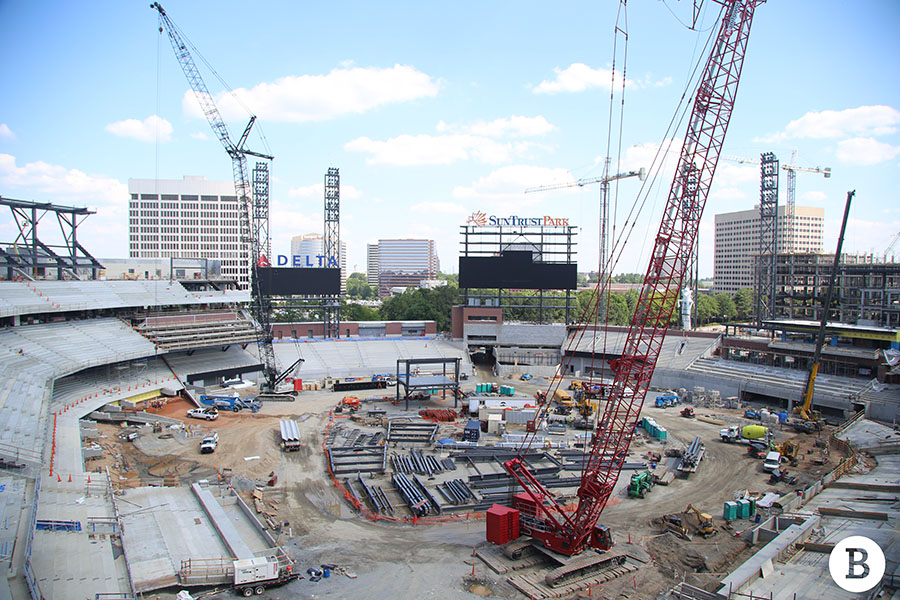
(323, 568), (330, 578)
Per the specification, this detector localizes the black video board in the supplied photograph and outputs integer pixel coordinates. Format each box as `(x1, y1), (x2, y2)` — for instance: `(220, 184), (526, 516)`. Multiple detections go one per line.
(257, 267), (341, 296)
(458, 251), (576, 290)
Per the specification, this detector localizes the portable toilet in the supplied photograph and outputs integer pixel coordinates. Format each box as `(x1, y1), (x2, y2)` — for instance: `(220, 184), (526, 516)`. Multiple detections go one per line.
(723, 501), (739, 520)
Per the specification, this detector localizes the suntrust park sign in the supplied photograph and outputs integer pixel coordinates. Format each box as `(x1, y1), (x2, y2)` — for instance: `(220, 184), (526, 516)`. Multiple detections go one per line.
(466, 211), (570, 227)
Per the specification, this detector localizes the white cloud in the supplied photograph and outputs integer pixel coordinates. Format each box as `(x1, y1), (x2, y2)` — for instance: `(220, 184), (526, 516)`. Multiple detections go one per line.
(532, 63), (670, 94)
(835, 137), (900, 166)
(453, 165), (573, 200)
(0, 154), (128, 256)
(757, 105), (900, 143)
(410, 201), (467, 215)
(436, 115), (556, 138)
(287, 182), (362, 200)
(345, 116), (554, 166)
(183, 64), (439, 123)
(0, 124), (14, 140)
(710, 188), (747, 202)
(104, 115), (173, 143)
(800, 190), (827, 203)
(345, 133), (525, 166)
(189, 131), (208, 140)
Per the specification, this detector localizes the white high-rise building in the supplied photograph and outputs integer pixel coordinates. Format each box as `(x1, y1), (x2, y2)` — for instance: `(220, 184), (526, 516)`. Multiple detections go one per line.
(714, 205), (824, 294)
(289, 233), (347, 294)
(366, 243), (379, 288)
(128, 176), (249, 285)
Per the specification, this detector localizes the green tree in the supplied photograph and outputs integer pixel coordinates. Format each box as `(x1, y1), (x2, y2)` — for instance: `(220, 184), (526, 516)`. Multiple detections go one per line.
(346, 272), (375, 299)
(623, 288), (640, 317)
(715, 292), (737, 321)
(696, 294), (718, 325)
(606, 292), (631, 325)
(613, 273), (644, 284)
(342, 302), (380, 321)
(733, 288), (754, 320)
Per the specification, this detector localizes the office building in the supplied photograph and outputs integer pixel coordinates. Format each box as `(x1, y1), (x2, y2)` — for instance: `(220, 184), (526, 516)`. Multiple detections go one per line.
(366, 243), (379, 289)
(289, 233), (347, 294)
(370, 239), (439, 296)
(128, 176), (248, 286)
(714, 205), (824, 294)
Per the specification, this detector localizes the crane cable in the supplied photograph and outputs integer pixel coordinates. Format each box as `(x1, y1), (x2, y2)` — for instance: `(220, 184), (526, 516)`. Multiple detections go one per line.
(157, 12), (273, 156)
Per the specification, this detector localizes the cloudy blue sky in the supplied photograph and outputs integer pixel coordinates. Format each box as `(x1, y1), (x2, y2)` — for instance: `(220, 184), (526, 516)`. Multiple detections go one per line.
(1, 1), (898, 278)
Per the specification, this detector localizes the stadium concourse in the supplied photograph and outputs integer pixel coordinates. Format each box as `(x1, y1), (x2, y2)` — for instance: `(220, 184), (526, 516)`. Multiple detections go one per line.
(0, 279), (470, 600)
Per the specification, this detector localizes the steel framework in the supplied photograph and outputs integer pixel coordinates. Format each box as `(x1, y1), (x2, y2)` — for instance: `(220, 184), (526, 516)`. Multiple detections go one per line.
(252, 162), (271, 263)
(459, 225), (578, 324)
(323, 167), (341, 338)
(504, 0), (763, 555)
(0, 196), (103, 281)
(756, 152), (779, 325)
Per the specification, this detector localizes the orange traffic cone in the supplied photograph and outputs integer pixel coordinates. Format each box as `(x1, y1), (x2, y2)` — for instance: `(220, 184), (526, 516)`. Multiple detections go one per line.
(57, 474), (61, 482)
(87, 475), (91, 483)
(68, 474), (72, 483)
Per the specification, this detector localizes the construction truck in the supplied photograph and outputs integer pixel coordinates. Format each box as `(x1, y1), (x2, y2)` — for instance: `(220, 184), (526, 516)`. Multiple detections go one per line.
(553, 388), (573, 407)
(720, 424), (768, 444)
(655, 394), (679, 408)
(200, 431), (218, 454)
(199, 394), (261, 413)
(627, 471), (655, 498)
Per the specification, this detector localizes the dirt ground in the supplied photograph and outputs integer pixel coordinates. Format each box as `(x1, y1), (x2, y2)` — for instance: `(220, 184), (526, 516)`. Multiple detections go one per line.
(96, 377), (841, 600)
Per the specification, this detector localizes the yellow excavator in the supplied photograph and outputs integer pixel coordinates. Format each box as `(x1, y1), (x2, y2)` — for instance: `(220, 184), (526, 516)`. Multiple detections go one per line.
(793, 191), (854, 432)
(654, 504), (717, 539)
(777, 440), (800, 466)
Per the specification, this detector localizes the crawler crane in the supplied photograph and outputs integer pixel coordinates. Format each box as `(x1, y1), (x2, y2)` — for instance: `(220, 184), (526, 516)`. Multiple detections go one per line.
(493, 1), (766, 580)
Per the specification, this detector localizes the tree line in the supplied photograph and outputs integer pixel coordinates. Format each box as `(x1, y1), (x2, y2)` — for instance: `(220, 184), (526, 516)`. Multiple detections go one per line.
(272, 272), (756, 332)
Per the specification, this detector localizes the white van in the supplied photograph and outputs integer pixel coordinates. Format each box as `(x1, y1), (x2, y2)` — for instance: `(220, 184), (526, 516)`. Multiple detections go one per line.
(763, 451), (781, 472)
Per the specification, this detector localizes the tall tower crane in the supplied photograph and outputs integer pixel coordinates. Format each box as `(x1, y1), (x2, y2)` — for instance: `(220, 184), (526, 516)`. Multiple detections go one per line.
(883, 231), (900, 262)
(525, 167), (645, 319)
(498, 0), (764, 568)
(722, 154), (831, 324)
(152, 2), (282, 391)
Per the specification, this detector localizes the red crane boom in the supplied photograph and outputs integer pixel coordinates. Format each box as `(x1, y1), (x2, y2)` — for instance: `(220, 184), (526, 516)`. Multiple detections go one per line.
(503, 0), (764, 556)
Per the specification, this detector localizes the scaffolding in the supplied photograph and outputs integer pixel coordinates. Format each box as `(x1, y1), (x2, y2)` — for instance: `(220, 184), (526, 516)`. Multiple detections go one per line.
(395, 357), (461, 411)
(459, 224), (577, 324)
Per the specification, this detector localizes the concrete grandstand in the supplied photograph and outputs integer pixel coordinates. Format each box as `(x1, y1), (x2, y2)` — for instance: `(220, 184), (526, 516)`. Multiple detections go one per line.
(0, 279), (474, 599)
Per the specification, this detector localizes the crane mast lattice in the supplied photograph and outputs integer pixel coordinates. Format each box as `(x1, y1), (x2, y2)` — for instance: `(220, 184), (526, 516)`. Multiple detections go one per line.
(152, 2), (279, 389)
(502, 0), (764, 557)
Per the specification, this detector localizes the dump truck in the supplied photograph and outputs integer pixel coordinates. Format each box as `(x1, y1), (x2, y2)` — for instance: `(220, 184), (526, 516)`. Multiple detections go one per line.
(279, 419), (301, 451)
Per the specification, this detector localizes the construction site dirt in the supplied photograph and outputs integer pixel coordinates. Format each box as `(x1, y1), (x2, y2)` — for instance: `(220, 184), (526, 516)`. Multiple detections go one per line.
(89, 381), (841, 600)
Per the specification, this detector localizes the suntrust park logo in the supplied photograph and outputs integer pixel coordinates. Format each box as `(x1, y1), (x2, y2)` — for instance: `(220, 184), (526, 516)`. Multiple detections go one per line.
(466, 211), (570, 227)
(828, 535), (885, 593)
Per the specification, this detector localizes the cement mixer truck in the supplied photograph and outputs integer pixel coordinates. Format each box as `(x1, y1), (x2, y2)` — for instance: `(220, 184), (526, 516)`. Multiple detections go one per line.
(719, 424), (769, 444)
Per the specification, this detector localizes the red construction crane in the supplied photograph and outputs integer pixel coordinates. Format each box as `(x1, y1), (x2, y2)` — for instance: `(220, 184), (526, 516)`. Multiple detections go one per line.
(499, 0), (765, 559)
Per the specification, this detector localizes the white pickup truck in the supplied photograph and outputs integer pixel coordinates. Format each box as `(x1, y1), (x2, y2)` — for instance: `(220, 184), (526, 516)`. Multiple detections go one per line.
(200, 432), (219, 454)
(187, 407), (219, 421)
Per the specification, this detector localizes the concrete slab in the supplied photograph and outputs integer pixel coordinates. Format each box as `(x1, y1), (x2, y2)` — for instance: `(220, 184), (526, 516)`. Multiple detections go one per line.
(719, 420), (900, 599)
